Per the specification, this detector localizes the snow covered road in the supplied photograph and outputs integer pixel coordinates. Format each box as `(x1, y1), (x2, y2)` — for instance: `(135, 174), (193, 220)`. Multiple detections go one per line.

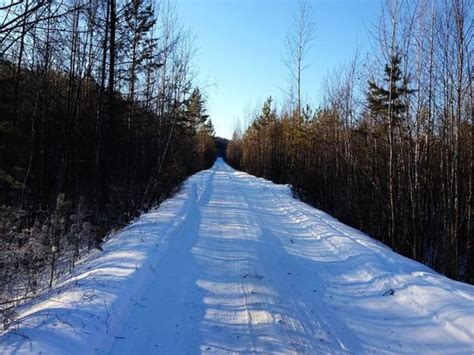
(2, 158), (474, 354)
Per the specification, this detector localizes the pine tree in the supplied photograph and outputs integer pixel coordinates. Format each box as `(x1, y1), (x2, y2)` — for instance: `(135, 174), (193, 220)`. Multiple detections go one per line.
(122, 0), (156, 101)
(367, 53), (413, 124)
(184, 88), (208, 131)
(367, 52), (414, 249)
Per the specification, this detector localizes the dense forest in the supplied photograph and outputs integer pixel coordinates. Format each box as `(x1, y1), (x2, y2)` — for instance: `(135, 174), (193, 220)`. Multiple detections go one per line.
(0, 0), (216, 328)
(0, 0), (472, 335)
(227, 0), (473, 283)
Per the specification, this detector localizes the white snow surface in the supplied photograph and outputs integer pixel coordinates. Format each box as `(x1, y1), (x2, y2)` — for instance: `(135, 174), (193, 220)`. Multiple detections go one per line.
(1, 158), (474, 354)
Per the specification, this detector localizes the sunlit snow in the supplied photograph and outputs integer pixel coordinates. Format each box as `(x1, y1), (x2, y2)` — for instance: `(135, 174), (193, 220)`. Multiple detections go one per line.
(1, 159), (473, 354)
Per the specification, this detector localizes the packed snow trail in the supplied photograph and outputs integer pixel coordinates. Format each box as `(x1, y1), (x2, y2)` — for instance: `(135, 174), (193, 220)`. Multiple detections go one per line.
(2, 158), (474, 354)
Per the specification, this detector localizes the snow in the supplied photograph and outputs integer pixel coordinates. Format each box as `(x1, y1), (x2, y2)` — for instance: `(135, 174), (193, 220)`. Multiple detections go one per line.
(1, 158), (474, 354)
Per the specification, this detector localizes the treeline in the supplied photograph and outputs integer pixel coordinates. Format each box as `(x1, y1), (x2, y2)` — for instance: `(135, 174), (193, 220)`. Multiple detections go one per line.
(227, 0), (473, 282)
(0, 0), (215, 327)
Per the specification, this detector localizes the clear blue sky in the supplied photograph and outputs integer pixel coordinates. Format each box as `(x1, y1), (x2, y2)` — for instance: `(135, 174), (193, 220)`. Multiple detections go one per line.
(176, 0), (381, 139)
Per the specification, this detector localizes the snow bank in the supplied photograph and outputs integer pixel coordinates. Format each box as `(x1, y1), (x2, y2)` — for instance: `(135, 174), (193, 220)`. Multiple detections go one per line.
(0, 169), (207, 353)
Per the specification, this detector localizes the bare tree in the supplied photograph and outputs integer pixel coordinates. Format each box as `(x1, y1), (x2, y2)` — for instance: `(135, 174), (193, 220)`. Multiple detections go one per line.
(284, 0), (315, 120)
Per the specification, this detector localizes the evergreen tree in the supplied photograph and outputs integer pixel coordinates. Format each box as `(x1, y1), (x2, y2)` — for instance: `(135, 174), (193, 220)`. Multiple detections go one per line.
(367, 52), (414, 249)
(367, 52), (413, 124)
(121, 0), (157, 101)
(184, 88), (208, 131)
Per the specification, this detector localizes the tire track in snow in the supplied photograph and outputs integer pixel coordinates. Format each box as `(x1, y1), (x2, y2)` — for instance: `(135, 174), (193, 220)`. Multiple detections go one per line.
(107, 169), (217, 354)
(239, 176), (364, 353)
(228, 172), (310, 354)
